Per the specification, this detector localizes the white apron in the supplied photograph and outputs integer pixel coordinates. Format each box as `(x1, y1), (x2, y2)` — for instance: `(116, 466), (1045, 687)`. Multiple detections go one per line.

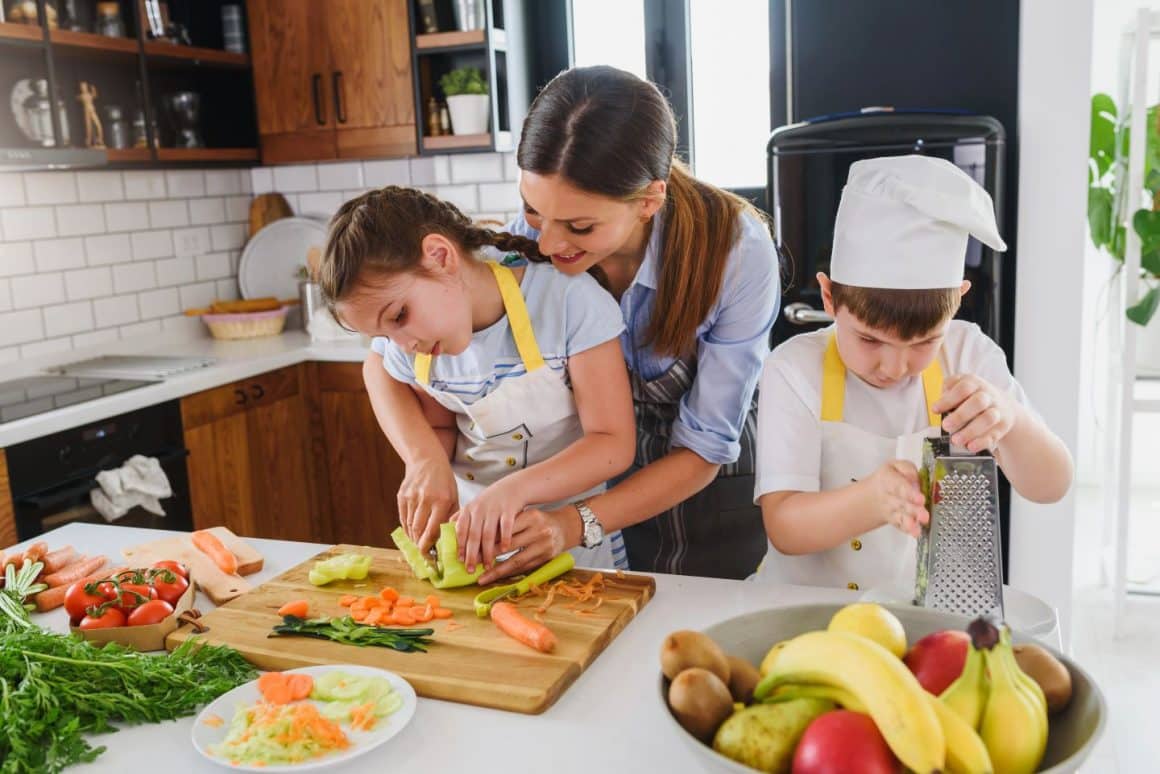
(754, 334), (942, 590)
(414, 261), (626, 570)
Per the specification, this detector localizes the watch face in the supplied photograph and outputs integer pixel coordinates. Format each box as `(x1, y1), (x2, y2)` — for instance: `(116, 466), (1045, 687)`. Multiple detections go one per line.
(583, 520), (604, 547)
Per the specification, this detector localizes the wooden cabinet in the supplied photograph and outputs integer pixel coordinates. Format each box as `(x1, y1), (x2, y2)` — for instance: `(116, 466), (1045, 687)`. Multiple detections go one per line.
(182, 366), (322, 542)
(247, 0), (416, 163)
(0, 449), (15, 549)
(305, 362), (405, 546)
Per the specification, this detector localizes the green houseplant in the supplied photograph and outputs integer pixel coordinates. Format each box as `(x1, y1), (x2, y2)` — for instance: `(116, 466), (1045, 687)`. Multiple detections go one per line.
(439, 67), (490, 135)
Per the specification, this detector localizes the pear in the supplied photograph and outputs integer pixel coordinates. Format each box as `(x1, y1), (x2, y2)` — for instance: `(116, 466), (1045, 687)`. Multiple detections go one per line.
(712, 698), (834, 773)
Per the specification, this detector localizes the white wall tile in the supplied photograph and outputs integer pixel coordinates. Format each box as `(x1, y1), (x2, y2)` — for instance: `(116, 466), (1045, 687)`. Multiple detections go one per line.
(64, 267), (113, 300)
(20, 337), (72, 359)
(148, 200), (189, 228)
(318, 162), (363, 190)
(503, 152), (519, 181)
(33, 238), (85, 271)
(0, 242), (34, 277)
(473, 212), (507, 226)
(364, 159), (411, 187)
(225, 195), (250, 222)
(94, 295), (139, 327)
(123, 171), (166, 200)
(298, 192), (342, 219)
(162, 314), (203, 337)
(210, 223), (246, 251)
(433, 156), (452, 185)
(11, 273), (65, 308)
(478, 182), (522, 212)
(0, 309), (44, 346)
(215, 279), (239, 299)
(180, 281), (218, 309)
(55, 204), (106, 237)
(189, 197), (227, 225)
(155, 256), (196, 287)
(205, 169), (244, 196)
(119, 320), (162, 339)
(342, 188), (370, 201)
(273, 165), (318, 192)
(71, 328), (119, 349)
(104, 201), (149, 232)
(165, 170), (206, 198)
(408, 158), (437, 186)
(251, 167), (274, 194)
(433, 184), (478, 213)
(24, 172), (77, 205)
(2, 207), (56, 240)
(130, 230), (172, 261)
(0, 346), (17, 365)
(43, 301), (94, 337)
(0, 278), (10, 312)
(85, 233), (132, 266)
(196, 252), (232, 280)
(0, 173), (26, 206)
(113, 262), (157, 293)
(77, 171), (125, 202)
(172, 227), (210, 257)
(137, 287), (179, 319)
(451, 153), (504, 183)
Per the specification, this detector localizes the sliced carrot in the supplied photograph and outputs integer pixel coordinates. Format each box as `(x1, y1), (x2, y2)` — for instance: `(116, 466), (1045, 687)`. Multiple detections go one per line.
(445, 621), (464, 632)
(350, 608), (369, 622)
(338, 594), (358, 607)
(365, 608), (386, 626)
(379, 587), (399, 603)
(286, 673), (314, 701)
(424, 594), (440, 608)
(433, 607), (453, 619)
(413, 605), (434, 623)
(258, 672), (296, 705)
(350, 598), (373, 613)
(277, 599), (310, 618)
(393, 609), (417, 626)
(395, 595), (414, 607)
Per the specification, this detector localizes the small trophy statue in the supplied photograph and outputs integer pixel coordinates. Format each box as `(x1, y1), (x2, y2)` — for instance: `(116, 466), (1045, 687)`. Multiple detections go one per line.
(78, 81), (106, 149)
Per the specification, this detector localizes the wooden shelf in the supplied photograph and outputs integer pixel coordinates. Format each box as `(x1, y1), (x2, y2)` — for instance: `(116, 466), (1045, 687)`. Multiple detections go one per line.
(157, 147), (258, 163)
(422, 131), (510, 152)
(144, 41), (249, 67)
(415, 28), (504, 51)
(0, 21), (44, 43)
(50, 29), (139, 56)
(105, 147), (154, 162)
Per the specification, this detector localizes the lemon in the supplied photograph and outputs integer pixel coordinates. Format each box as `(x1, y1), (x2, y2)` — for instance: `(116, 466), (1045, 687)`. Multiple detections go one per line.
(827, 603), (907, 658)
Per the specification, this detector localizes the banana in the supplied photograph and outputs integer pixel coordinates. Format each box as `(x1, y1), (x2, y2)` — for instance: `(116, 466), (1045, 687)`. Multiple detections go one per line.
(979, 634), (1048, 774)
(929, 692), (994, 774)
(940, 639), (988, 729)
(1002, 629), (1049, 759)
(764, 683), (866, 711)
(754, 630), (945, 773)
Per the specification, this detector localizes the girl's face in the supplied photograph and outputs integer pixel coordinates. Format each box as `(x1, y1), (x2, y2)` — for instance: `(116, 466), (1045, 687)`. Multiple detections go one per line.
(335, 235), (475, 357)
(518, 171), (665, 275)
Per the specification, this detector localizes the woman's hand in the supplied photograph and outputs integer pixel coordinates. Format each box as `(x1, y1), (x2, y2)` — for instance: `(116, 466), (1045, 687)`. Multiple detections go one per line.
(398, 456), (459, 553)
(454, 477), (529, 573)
(476, 506), (581, 584)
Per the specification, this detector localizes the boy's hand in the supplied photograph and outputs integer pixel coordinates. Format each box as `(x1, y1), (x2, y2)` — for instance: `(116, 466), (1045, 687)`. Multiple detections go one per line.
(933, 374), (1017, 453)
(863, 460), (928, 537)
(399, 457), (459, 554)
(454, 478), (528, 573)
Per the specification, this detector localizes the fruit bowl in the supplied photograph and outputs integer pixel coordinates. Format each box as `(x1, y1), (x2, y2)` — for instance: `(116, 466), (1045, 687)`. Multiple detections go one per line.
(659, 604), (1106, 773)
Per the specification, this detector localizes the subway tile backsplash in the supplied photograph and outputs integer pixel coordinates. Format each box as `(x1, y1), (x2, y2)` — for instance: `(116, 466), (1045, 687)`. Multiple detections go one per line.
(0, 152), (519, 364)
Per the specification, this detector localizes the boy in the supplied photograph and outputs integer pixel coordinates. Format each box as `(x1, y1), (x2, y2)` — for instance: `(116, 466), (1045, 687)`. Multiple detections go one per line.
(753, 155), (1072, 589)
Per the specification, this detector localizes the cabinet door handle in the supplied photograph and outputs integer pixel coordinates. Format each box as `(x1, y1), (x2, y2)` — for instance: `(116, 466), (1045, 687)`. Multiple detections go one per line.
(234, 388), (248, 406)
(250, 383), (265, 400)
(312, 73), (326, 126)
(332, 71), (347, 124)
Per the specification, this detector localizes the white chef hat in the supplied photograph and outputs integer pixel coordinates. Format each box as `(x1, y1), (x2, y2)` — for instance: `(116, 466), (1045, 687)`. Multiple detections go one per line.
(830, 155), (1007, 289)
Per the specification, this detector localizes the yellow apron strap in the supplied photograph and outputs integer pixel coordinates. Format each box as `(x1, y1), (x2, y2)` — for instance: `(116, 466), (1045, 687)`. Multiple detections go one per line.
(820, 334), (845, 422)
(820, 332), (944, 428)
(414, 262), (544, 386)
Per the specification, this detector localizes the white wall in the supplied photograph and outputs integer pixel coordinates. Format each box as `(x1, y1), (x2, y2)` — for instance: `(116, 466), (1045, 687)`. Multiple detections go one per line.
(1010, 0), (1095, 643)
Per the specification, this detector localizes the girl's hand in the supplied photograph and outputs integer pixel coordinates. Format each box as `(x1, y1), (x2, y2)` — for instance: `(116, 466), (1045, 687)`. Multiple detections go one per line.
(861, 460), (929, 538)
(454, 478), (529, 573)
(476, 507), (578, 585)
(932, 374), (1018, 453)
(398, 457), (459, 553)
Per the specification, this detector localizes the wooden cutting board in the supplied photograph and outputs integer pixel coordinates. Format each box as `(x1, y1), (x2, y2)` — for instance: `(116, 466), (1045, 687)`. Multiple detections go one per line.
(247, 193), (293, 239)
(122, 526), (263, 604)
(166, 544), (655, 714)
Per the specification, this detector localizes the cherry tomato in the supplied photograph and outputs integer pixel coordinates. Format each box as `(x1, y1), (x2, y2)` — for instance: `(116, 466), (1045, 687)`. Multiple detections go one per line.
(78, 607), (126, 629)
(150, 561), (189, 580)
(127, 599), (175, 626)
(64, 582), (111, 620)
(149, 571), (189, 606)
(114, 583), (157, 613)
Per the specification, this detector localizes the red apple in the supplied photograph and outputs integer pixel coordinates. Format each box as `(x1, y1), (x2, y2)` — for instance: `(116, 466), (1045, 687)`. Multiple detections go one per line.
(792, 710), (901, 774)
(903, 629), (970, 695)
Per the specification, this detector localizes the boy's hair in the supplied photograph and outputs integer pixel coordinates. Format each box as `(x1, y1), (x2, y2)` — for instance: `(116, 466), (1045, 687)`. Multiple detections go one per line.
(830, 281), (961, 340)
(320, 186), (543, 312)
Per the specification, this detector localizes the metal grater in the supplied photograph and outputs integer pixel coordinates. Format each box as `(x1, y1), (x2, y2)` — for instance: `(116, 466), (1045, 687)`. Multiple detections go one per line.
(913, 431), (1005, 619)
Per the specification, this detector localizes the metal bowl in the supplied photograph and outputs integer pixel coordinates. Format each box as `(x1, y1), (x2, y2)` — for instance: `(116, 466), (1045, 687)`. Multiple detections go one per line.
(659, 604), (1106, 773)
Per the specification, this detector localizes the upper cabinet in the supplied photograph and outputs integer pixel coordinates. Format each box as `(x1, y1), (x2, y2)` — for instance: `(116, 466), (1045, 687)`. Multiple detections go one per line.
(247, 0), (417, 164)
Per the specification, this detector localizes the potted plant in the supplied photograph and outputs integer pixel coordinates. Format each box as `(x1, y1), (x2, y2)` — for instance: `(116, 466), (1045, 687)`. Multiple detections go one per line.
(439, 67), (489, 136)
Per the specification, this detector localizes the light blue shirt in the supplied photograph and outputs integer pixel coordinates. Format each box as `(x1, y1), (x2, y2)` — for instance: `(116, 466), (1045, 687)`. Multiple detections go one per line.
(372, 260), (624, 401)
(501, 209), (782, 464)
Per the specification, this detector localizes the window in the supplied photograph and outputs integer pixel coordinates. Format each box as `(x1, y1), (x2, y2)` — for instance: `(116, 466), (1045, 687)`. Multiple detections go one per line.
(571, 0), (648, 80)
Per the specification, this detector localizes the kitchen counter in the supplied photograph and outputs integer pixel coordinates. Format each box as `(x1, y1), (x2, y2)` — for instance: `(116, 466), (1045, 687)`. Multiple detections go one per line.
(0, 332), (369, 448)
(8, 523), (1059, 774)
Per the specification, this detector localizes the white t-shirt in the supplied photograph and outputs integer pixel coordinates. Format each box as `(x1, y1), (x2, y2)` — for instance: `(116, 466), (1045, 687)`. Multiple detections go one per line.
(755, 321), (1032, 499)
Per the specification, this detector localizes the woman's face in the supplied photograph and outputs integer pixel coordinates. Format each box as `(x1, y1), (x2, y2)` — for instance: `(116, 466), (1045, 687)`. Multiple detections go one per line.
(518, 171), (664, 276)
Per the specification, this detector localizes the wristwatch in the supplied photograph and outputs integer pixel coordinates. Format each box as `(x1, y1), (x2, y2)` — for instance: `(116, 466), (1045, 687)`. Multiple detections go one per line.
(575, 500), (605, 549)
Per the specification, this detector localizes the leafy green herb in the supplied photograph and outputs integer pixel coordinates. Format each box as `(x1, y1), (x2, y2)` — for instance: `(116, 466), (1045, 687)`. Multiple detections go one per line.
(0, 560), (48, 628)
(270, 615), (434, 652)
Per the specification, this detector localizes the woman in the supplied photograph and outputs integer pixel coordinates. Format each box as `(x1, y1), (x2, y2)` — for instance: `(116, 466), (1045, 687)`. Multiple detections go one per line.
(399, 65), (782, 581)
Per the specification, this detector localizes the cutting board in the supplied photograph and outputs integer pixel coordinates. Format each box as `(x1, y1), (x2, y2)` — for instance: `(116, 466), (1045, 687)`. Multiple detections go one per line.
(247, 192), (293, 239)
(166, 544), (656, 714)
(122, 527), (263, 604)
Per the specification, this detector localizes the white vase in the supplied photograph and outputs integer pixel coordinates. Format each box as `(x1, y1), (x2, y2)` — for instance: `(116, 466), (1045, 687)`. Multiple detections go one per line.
(1136, 320), (1160, 375)
(446, 94), (490, 135)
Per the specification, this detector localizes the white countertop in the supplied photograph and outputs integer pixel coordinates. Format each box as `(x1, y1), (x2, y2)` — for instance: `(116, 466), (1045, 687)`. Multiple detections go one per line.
(7, 523), (1060, 774)
(0, 331), (369, 448)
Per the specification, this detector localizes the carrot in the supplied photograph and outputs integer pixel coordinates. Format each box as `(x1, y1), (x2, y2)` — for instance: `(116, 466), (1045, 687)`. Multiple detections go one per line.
(433, 607), (453, 619)
(258, 672), (296, 705)
(351, 608), (369, 622)
(39, 546), (77, 575)
(491, 601), (558, 653)
(365, 608), (385, 626)
(4, 541), (48, 570)
(202, 714), (225, 728)
(33, 565), (127, 612)
(277, 599), (310, 618)
(286, 673), (313, 701)
(392, 609), (416, 626)
(42, 556), (106, 588)
(379, 587), (399, 603)
(413, 605), (434, 624)
(338, 594), (358, 607)
(424, 594), (440, 608)
(192, 530), (238, 575)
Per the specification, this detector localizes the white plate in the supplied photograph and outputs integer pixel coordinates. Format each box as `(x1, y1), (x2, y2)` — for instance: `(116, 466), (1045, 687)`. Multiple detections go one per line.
(192, 664), (417, 772)
(238, 217), (328, 301)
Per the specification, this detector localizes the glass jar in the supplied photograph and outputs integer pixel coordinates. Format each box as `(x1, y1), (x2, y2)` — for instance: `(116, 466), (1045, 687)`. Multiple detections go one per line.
(21, 79), (68, 147)
(131, 107), (148, 148)
(95, 1), (125, 37)
(104, 104), (129, 149)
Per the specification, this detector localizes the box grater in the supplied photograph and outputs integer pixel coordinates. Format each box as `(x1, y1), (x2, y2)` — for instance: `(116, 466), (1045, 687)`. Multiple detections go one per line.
(913, 430), (1005, 618)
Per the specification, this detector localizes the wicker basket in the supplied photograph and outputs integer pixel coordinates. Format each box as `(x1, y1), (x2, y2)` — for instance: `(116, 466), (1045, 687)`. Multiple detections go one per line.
(202, 306), (289, 340)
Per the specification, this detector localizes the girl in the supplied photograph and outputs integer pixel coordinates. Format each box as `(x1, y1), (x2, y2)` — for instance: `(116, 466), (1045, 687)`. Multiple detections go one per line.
(319, 186), (635, 573)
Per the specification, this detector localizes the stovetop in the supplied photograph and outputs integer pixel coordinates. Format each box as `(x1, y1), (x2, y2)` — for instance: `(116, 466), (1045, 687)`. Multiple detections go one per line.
(0, 375), (153, 425)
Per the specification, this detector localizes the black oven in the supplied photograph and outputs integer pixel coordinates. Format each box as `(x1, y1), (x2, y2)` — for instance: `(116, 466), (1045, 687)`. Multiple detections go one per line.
(7, 400), (193, 540)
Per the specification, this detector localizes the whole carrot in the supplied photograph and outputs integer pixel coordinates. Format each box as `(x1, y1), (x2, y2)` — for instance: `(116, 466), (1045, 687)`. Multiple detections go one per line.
(40, 546), (77, 575)
(42, 556), (106, 588)
(490, 601), (557, 653)
(192, 530), (239, 575)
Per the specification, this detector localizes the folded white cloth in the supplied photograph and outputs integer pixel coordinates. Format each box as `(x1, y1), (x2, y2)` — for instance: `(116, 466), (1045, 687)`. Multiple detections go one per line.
(90, 454), (173, 523)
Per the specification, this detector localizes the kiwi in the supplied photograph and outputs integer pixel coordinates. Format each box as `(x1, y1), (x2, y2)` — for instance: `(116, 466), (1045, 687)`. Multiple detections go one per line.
(660, 630), (731, 683)
(1013, 643), (1073, 712)
(668, 667), (735, 742)
(725, 655), (761, 704)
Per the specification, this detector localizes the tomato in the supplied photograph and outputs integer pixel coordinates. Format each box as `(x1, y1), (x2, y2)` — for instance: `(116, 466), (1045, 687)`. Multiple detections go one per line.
(149, 571), (189, 606)
(127, 599), (175, 626)
(64, 582), (111, 620)
(151, 560), (189, 580)
(114, 582), (157, 613)
(78, 607), (126, 629)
